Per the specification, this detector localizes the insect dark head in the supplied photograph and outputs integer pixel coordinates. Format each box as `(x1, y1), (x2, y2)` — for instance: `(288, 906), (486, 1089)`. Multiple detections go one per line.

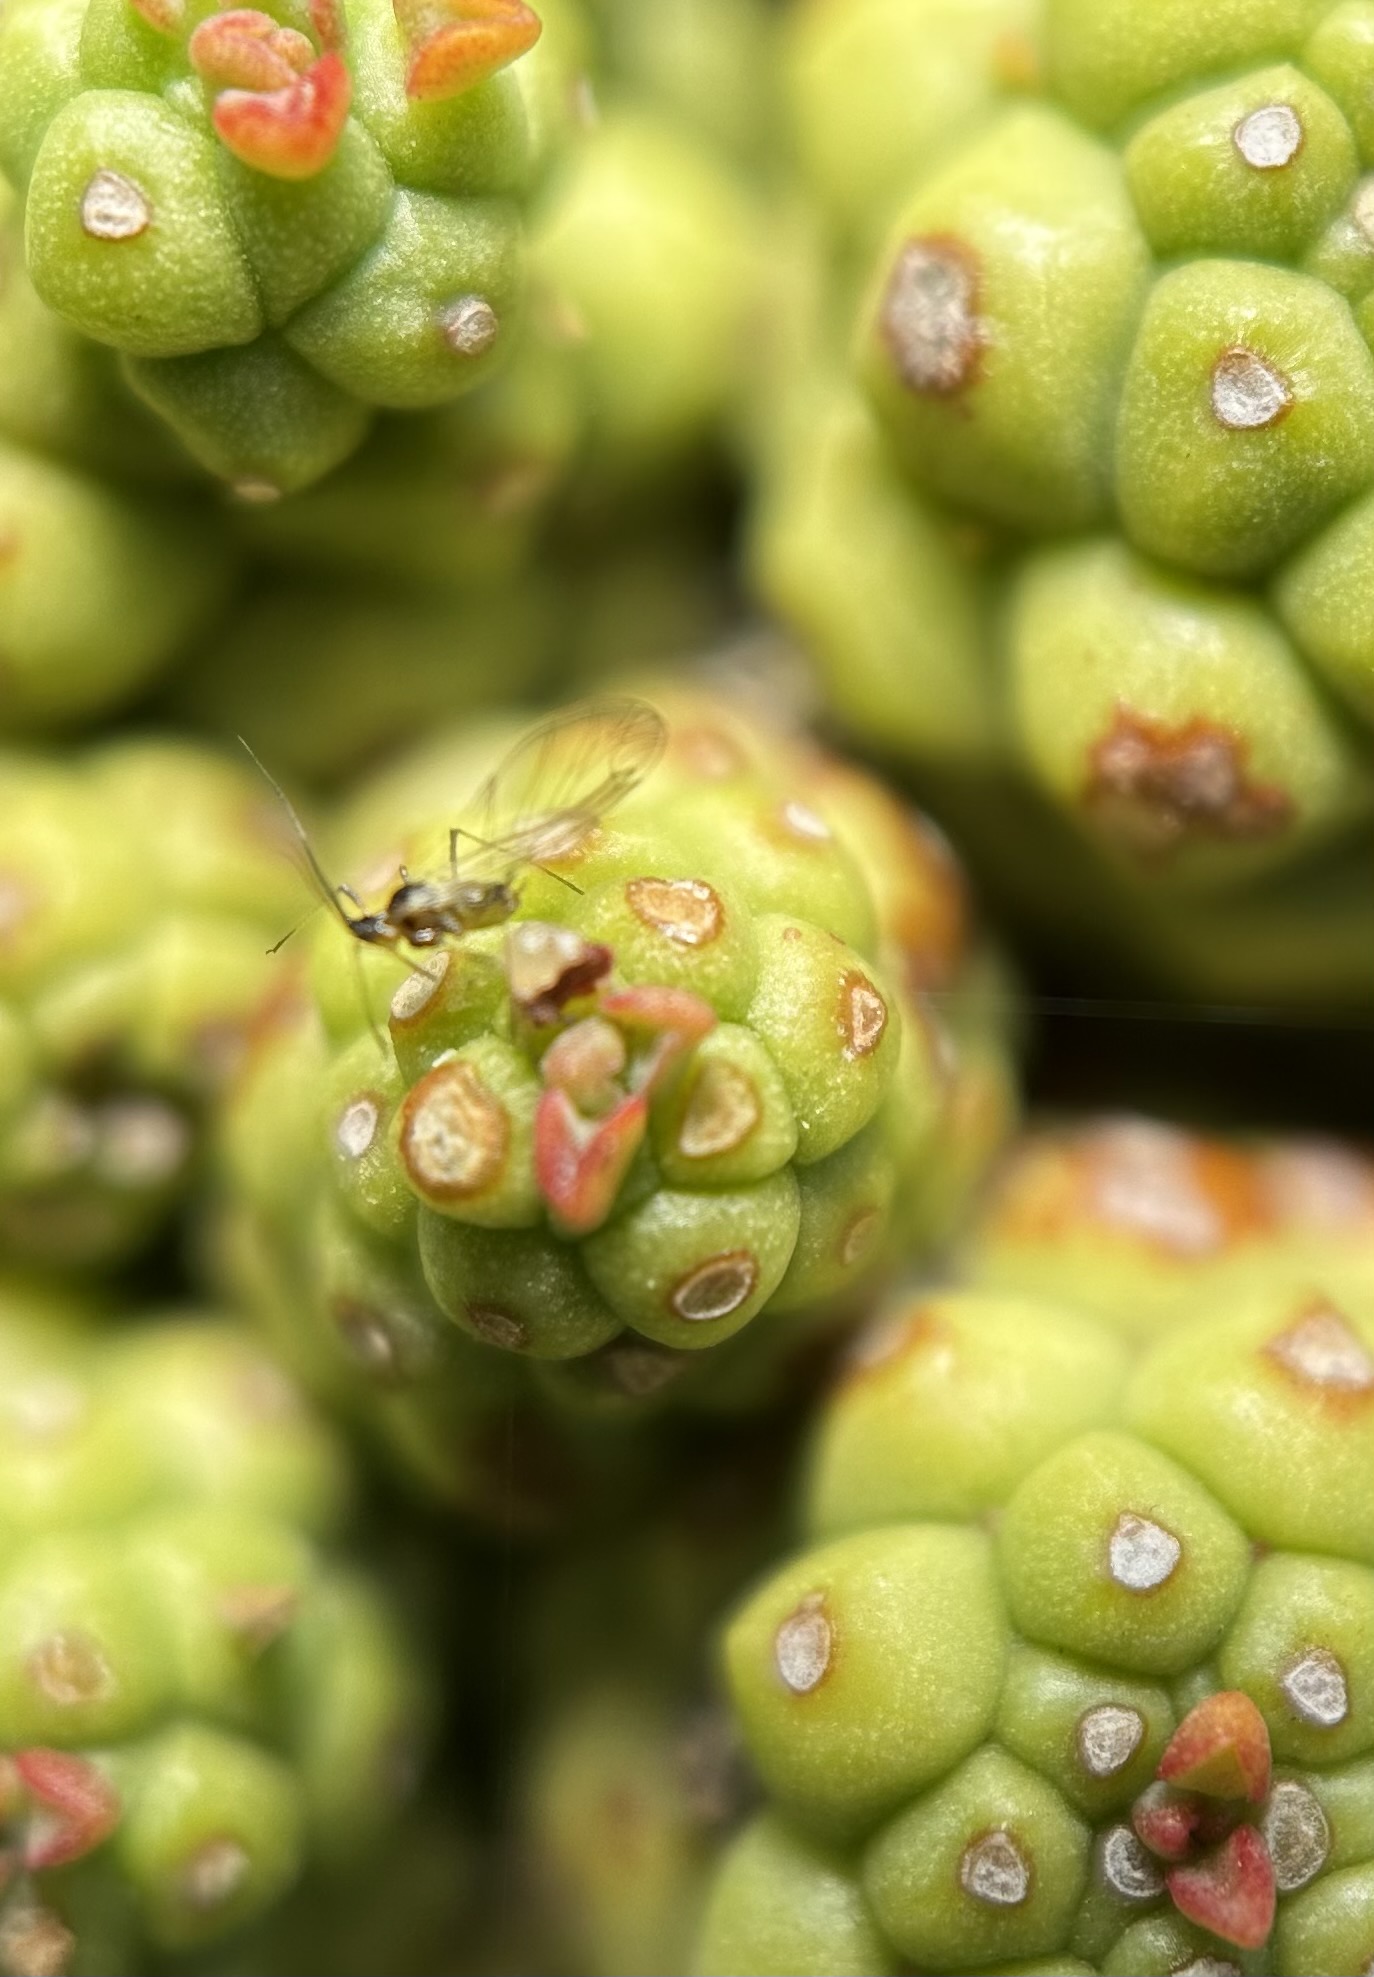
(348, 913), (396, 945)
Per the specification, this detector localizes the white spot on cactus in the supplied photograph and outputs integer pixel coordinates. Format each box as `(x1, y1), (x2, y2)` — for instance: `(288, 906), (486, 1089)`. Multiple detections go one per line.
(1108, 1512), (1181, 1592)
(626, 877), (723, 948)
(181, 1838), (251, 1911)
(670, 1250), (758, 1323)
(959, 1830), (1031, 1907)
(28, 1632), (116, 1706)
(0, 1902), (76, 1977)
(1262, 1778), (1331, 1892)
(838, 972), (888, 1060)
(1077, 1703), (1145, 1778)
(677, 1060), (760, 1159)
(1099, 1822), (1165, 1901)
(4, 1378), (86, 1441)
(839, 1208), (882, 1268)
(1268, 1303), (1374, 1393)
(881, 238), (983, 396)
(440, 295), (500, 357)
(336, 1097), (379, 1160)
(1173, 1961), (1244, 1977)
(774, 1594), (831, 1694)
(80, 169), (151, 241)
(1091, 1120), (1224, 1254)
(0, 873), (32, 942)
(1211, 347), (1293, 430)
(230, 479), (282, 505)
(1282, 1647), (1349, 1728)
(1354, 180), (1374, 246)
(95, 1099), (190, 1187)
(779, 800), (831, 842)
(1234, 103), (1304, 170)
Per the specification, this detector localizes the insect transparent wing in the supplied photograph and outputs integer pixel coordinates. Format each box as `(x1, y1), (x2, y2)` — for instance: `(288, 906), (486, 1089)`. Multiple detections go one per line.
(457, 697), (667, 874)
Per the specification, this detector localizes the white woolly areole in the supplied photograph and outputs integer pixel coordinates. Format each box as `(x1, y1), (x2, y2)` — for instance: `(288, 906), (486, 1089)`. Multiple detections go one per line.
(1108, 1512), (1181, 1592)
(774, 1595), (831, 1694)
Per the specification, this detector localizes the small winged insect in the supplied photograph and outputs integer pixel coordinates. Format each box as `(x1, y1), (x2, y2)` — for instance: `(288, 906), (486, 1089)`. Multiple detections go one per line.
(248, 697), (667, 958)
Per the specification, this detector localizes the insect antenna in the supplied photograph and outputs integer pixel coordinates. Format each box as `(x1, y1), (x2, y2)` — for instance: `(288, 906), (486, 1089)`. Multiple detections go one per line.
(238, 737), (360, 935)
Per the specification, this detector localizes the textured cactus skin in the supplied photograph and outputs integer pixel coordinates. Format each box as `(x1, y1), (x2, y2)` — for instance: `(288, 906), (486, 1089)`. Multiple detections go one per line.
(0, 1280), (428, 1974)
(696, 1120), (1374, 1976)
(218, 687), (1015, 1511)
(753, 0), (1374, 1002)
(0, 0), (561, 492)
(0, 737), (307, 1271)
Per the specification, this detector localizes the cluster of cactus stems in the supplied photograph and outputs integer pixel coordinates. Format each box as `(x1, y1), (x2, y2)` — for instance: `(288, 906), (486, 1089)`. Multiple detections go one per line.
(6, 0), (1374, 1972)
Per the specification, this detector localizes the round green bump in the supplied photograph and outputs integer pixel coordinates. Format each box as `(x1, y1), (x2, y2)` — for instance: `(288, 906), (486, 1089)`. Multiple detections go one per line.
(746, 918), (899, 1167)
(123, 339), (371, 498)
(418, 1216), (621, 1360)
(533, 109), (758, 455)
(284, 190), (523, 409)
(323, 1036), (412, 1243)
(1127, 1295), (1374, 1559)
(0, 442), (229, 731)
(1276, 484), (1374, 722)
(1305, 2), (1374, 164)
(996, 1643), (1175, 1818)
(1221, 1552), (1374, 1765)
(998, 1431), (1252, 1676)
(723, 1525), (1006, 1842)
(1273, 1861), (1374, 1976)
(862, 1747), (1090, 1972)
(1045, 0), (1331, 131)
(387, 941), (509, 1085)
(576, 874), (759, 1022)
(1100, 1908), (1250, 1975)
(660, 785), (877, 957)
(1301, 1756), (1374, 1873)
(1301, 176), (1374, 300)
(861, 105), (1149, 534)
(782, 0), (1043, 245)
(750, 387), (999, 766)
(768, 1122), (899, 1316)
(221, 121), (396, 328)
(397, 1037), (540, 1229)
(345, 0), (534, 197)
(1010, 538), (1371, 883)
(805, 1291), (1130, 1539)
(1125, 66), (1357, 261)
(651, 1024), (797, 1191)
(1116, 260), (1374, 581)
(0, 1532), (175, 1745)
(25, 91), (261, 357)
(582, 1168), (801, 1350)
(694, 1814), (899, 1977)
(115, 1724), (304, 1950)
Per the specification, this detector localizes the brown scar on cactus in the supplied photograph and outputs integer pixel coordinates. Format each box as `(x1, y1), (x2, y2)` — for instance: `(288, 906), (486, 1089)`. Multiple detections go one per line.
(400, 1058), (509, 1201)
(393, 0), (542, 103)
(880, 236), (986, 398)
(1085, 707), (1294, 856)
